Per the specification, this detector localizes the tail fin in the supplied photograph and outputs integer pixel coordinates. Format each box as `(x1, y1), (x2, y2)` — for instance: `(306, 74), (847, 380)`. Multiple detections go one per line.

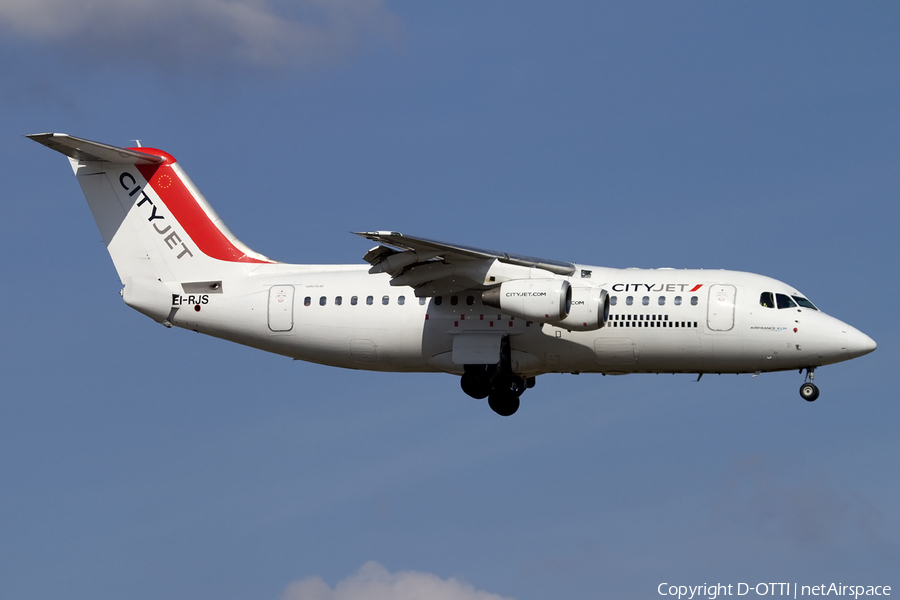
(28, 133), (274, 286)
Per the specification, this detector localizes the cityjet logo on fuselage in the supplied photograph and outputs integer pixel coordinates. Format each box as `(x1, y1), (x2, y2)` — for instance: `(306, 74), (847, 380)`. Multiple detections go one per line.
(119, 172), (194, 260)
(611, 283), (704, 293)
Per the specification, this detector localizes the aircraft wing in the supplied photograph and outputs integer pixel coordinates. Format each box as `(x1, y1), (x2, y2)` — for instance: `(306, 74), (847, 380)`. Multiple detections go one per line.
(355, 231), (575, 296)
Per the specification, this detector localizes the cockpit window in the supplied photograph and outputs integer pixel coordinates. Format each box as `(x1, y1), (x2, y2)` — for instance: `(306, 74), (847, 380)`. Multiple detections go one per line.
(776, 293), (796, 309)
(759, 292), (774, 308)
(792, 296), (818, 311)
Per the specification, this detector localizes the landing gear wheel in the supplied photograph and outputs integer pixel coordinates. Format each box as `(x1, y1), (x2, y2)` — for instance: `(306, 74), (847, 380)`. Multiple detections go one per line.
(800, 382), (819, 402)
(460, 371), (491, 399)
(488, 390), (520, 416)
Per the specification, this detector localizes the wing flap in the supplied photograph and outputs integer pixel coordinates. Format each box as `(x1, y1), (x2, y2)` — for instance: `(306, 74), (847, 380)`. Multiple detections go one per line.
(389, 262), (457, 287)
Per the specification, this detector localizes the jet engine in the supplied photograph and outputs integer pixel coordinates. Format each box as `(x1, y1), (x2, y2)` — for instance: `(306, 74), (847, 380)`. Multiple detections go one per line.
(482, 279), (571, 322)
(553, 286), (609, 331)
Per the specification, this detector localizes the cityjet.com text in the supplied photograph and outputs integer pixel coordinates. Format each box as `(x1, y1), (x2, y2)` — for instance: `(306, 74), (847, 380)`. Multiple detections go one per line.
(657, 583), (891, 599)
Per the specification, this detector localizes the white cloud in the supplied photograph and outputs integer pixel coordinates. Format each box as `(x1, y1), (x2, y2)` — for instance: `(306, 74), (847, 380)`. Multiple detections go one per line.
(282, 561), (516, 600)
(0, 0), (400, 71)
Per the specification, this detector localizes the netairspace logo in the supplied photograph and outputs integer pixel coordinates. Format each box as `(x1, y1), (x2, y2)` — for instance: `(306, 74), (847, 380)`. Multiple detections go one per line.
(657, 583), (891, 600)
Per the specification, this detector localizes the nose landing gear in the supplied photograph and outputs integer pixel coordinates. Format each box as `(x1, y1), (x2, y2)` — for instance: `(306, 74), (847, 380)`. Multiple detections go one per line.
(799, 367), (820, 402)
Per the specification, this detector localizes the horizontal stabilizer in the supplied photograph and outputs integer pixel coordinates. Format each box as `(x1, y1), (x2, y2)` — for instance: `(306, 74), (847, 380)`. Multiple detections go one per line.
(27, 133), (164, 165)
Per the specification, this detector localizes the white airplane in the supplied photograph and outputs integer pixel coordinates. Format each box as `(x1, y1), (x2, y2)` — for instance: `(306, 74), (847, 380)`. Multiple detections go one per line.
(29, 133), (876, 416)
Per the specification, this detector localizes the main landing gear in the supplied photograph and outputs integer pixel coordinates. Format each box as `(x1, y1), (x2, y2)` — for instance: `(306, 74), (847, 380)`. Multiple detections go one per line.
(799, 367), (820, 402)
(460, 336), (535, 416)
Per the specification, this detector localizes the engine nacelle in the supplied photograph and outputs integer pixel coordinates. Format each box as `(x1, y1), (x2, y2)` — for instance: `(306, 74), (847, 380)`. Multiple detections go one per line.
(482, 279), (571, 322)
(552, 286), (609, 331)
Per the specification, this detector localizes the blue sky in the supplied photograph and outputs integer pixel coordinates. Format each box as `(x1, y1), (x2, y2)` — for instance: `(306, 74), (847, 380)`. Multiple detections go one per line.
(1, 2), (898, 599)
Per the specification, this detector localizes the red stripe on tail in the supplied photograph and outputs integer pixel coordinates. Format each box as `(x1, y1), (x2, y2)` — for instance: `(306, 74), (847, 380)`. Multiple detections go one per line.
(133, 149), (270, 264)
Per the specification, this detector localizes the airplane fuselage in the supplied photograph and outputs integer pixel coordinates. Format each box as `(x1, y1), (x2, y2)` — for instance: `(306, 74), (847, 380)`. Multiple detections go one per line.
(149, 264), (867, 377)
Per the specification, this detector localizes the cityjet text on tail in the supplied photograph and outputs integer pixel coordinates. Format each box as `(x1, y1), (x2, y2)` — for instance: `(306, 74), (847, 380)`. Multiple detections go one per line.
(29, 133), (876, 416)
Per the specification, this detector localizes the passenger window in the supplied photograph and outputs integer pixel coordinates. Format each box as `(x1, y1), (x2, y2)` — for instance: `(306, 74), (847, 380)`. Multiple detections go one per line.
(610, 296), (617, 306)
(435, 296), (443, 306)
(319, 296), (326, 306)
(398, 296), (406, 305)
(776, 293), (796, 309)
(304, 296), (311, 307)
(626, 296), (634, 306)
(335, 296), (342, 306)
(466, 295), (475, 306)
(642, 296), (649, 306)
(366, 296), (374, 305)
(690, 296), (698, 306)
(351, 296), (358, 306)
(674, 296), (682, 306)
(658, 296), (665, 306)
(419, 297), (427, 305)
(450, 296), (459, 306)
(382, 295), (389, 305)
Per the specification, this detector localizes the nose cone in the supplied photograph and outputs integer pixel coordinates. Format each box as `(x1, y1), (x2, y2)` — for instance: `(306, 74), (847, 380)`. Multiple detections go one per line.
(846, 326), (877, 359)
